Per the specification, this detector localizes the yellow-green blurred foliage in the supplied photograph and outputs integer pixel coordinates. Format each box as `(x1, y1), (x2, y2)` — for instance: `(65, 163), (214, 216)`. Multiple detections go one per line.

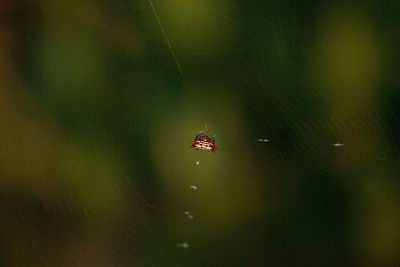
(1, 0), (400, 266)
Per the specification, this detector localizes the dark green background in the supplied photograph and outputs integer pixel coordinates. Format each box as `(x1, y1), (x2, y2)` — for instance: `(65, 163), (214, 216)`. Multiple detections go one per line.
(1, 0), (400, 265)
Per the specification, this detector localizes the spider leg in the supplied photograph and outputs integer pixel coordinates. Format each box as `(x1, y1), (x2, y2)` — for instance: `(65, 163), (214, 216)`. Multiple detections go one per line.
(211, 134), (216, 144)
(195, 130), (204, 141)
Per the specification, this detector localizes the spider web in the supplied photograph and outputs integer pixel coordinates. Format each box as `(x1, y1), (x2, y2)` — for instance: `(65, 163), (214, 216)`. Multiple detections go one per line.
(3, 0), (400, 266)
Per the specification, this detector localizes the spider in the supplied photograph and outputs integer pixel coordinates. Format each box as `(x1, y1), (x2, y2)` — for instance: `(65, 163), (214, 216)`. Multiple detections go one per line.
(189, 132), (218, 152)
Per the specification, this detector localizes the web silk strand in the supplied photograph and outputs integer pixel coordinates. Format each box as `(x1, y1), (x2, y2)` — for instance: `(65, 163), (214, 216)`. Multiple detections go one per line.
(148, 0), (183, 76)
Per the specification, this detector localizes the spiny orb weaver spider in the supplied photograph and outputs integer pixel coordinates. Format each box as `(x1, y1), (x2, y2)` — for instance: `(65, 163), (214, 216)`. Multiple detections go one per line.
(189, 132), (218, 152)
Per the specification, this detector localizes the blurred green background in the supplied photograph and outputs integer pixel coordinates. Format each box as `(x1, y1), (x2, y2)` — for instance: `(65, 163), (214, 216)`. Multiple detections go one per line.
(1, 0), (400, 266)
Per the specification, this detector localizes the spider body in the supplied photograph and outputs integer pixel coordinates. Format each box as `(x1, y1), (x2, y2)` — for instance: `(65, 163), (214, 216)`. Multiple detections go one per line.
(189, 134), (218, 152)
